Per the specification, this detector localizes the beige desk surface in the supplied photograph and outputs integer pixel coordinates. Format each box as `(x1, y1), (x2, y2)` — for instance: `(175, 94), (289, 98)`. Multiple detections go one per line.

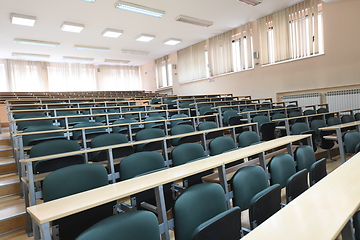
(319, 120), (360, 131)
(242, 152), (360, 240)
(26, 135), (310, 225)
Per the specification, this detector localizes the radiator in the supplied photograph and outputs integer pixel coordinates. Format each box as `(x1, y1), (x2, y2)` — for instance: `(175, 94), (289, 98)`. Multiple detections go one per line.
(326, 89), (360, 112)
(281, 93), (321, 107)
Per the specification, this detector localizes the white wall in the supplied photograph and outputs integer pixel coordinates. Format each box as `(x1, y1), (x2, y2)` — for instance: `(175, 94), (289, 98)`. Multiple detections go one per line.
(141, 0), (360, 100)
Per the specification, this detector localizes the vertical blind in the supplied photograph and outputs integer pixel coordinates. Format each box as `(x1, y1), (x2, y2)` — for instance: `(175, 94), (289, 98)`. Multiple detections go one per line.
(155, 55), (169, 88)
(208, 30), (233, 76)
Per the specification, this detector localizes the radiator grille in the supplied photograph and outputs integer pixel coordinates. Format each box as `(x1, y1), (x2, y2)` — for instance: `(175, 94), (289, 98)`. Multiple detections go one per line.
(281, 93), (321, 107)
(326, 89), (360, 112)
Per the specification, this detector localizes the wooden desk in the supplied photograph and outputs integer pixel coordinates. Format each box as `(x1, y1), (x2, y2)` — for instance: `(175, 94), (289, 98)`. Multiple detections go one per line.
(319, 120), (360, 163)
(241, 152), (360, 240)
(26, 135), (311, 240)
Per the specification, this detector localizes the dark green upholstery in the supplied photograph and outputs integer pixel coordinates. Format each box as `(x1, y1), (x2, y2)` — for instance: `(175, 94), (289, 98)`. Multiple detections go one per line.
(354, 211), (360, 240)
(72, 122), (107, 140)
(96, 109), (120, 122)
(144, 116), (165, 129)
(344, 131), (360, 153)
(90, 133), (133, 162)
(16, 117), (53, 131)
(170, 114), (191, 127)
(253, 115), (270, 126)
(30, 139), (84, 174)
(285, 169), (308, 203)
(22, 125), (65, 146)
(310, 119), (327, 138)
(355, 113), (360, 121)
(171, 125), (198, 146)
(303, 109), (316, 115)
(341, 114), (355, 123)
(230, 166), (269, 210)
(57, 110), (90, 127)
(43, 164), (114, 240)
(199, 105), (215, 116)
(223, 109), (239, 126)
(237, 131), (260, 148)
(317, 107), (329, 114)
(119, 151), (164, 181)
(240, 108), (255, 118)
(209, 136), (236, 156)
(135, 128), (165, 152)
(294, 145), (316, 171)
(327, 116), (341, 126)
(112, 119), (142, 134)
(173, 183), (228, 240)
(198, 121), (222, 139)
(252, 116), (276, 141)
(291, 122), (310, 135)
(268, 154), (296, 188)
(248, 184), (281, 229)
(14, 112), (45, 119)
(76, 210), (160, 240)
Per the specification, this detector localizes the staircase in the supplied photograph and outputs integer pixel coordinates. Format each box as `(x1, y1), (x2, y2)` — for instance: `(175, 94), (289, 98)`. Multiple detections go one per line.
(0, 123), (29, 239)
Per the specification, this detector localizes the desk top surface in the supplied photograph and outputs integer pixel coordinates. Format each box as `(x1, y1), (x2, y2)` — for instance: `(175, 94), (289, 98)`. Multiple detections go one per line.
(242, 152), (360, 240)
(27, 135), (310, 224)
(319, 120), (360, 131)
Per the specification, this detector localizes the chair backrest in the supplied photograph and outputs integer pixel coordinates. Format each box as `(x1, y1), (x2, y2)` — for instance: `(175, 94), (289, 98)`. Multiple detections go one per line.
(171, 143), (205, 166)
(253, 115), (270, 127)
(294, 145), (316, 171)
(309, 158), (327, 186)
(199, 105), (214, 116)
(327, 116), (341, 126)
(72, 122), (107, 140)
(240, 108), (255, 118)
(173, 183), (228, 240)
(272, 113), (286, 120)
(355, 113), (360, 121)
(171, 125), (198, 146)
(303, 109), (316, 116)
(343, 131), (360, 153)
(286, 169), (309, 203)
(209, 136), (236, 156)
(144, 116), (165, 128)
(119, 151), (165, 181)
(223, 109), (238, 125)
(317, 108), (328, 114)
(310, 119), (327, 136)
(22, 125), (64, 146)
(42, 164), (113, 240)
(268, 154), (296, 188)
(289, 110), (302, 118)
(230, 166), (269, 210)
(341, 114), (355, 123)
(112, 119), (141, 133)
(237, 131), (260, 148)
(291, 122), (310, 135)
(90, 133), (133, 161)
(76, 210), (160, 240)
(259, 122), (276, 141)
(249, 184), (281, 229)
(16, 117), (53, 131)
(135, 128), (165, 152)
(170, 114), (190, 127)
(198, 121), (223, 139)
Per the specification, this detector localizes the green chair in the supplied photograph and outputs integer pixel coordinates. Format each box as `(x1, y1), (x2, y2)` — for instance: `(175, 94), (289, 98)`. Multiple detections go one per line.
(72, 122), (107, 141)
(309, 158), (327, 186)
(317, 107), (329, 114)
(291, 122), (317, 151)
(76, 211), (160, 240)
(173, 183), (241, 240)
(237, 131), (260, 148)
(14, 112), (45, 119)
(355, 113), (360, 121)
(198, 121), (223, 140)
(119, 151), (173, 212)
(135, 128), (166, 152)
(170, 114), (192, 127)
(303, 109), (316, 116)
(16, 117), (53, 131)
(209, 136), (236, 156)
(144, 116), (166, 129)
(112, 119), (142, 135)
(268, 154), (296, 188)
(223, 109), (241, 126)
(294, 145), (317, 171)
(341, 114), (355, 123)
(327, 116), (342, 126)
(29, 139), (84, 174)
(22, 125), (65, 146)
(57, 110), (90, 127)
(343, 131), (360, 154)
(170, 125), (199, 146)
(253, 116), (276, 141)
(285, 169), (308, 203)
(90, 133), (134, 162)
(42, 164), (114, 240)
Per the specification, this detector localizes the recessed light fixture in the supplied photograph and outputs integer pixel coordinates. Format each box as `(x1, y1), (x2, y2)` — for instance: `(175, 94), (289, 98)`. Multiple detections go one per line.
(120, 49), (149, 55)
(82, 0), (96, 2)
(102, 28), (123, 38)
(12, 52), (50, 58)
(164, 38), (182, 46)
(14, 38), (60, 47)
(135, 34), (155, 42)
(74, 45), (110, 52)
(114, 1), (165, 18)
(238, 0), (262, 6)
(175, 15), (213, 27)
(104, 59), (130, 64)
(61, 22), (84, 33)
(11, 13), (36, 27)
(63, 56), (94, 61)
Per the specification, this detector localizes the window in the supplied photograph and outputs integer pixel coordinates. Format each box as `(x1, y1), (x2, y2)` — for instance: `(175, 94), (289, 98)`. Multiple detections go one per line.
(155, 55), (172, 88)
(259, 0), (323, 65)
(0, 62), (8, 91)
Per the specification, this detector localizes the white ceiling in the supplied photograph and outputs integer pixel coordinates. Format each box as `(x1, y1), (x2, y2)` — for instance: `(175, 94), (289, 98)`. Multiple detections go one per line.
(1, 0), (303, 66)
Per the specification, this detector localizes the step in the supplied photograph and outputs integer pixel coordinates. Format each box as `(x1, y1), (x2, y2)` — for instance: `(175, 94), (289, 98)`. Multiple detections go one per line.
(0, 132), (11, 146)
(0, 146), (13, 159)
(0, 195), (27, 235)
(0, 158), (16, 175)
(0, 173), (20, 197)
(0, 228), (32, 240)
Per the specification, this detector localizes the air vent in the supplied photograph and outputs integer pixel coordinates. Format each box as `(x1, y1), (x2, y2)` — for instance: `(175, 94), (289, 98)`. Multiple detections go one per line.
(120, 49), (149, 55)
(238, 0), (262, 6)
(175, 15), (213, 27)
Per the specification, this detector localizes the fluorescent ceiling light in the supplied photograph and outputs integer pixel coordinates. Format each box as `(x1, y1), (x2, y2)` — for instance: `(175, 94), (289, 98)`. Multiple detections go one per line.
(120, 49), (149, 55)
(14, 38), (60, 47)
(164, 38), (181, 46)
(238, 0), (262, 6)
(102, 28), (123, 38)
(114, 1), (165, 18)
(104, 59), (130, 64)
(135, 34), (155, 42)
(12, 52), (50, 58)
(82, 0), (96, 2)
(61, 22), (84, 33)
(74, 45), (110, 52)
(175, 15), (213, 27)
(63, 56), (94, 61)
(11, 13), (36, 27)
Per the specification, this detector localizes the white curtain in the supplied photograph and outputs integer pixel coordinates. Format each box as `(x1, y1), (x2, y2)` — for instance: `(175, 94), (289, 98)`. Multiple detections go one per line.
(0, 60), (8, 91)
(96, 65), (141, 91)
(177, 41), (207, 83)
(208, 30), (233, 76)
(5, 60), (48, 91)
(155, 55), (169, 88)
